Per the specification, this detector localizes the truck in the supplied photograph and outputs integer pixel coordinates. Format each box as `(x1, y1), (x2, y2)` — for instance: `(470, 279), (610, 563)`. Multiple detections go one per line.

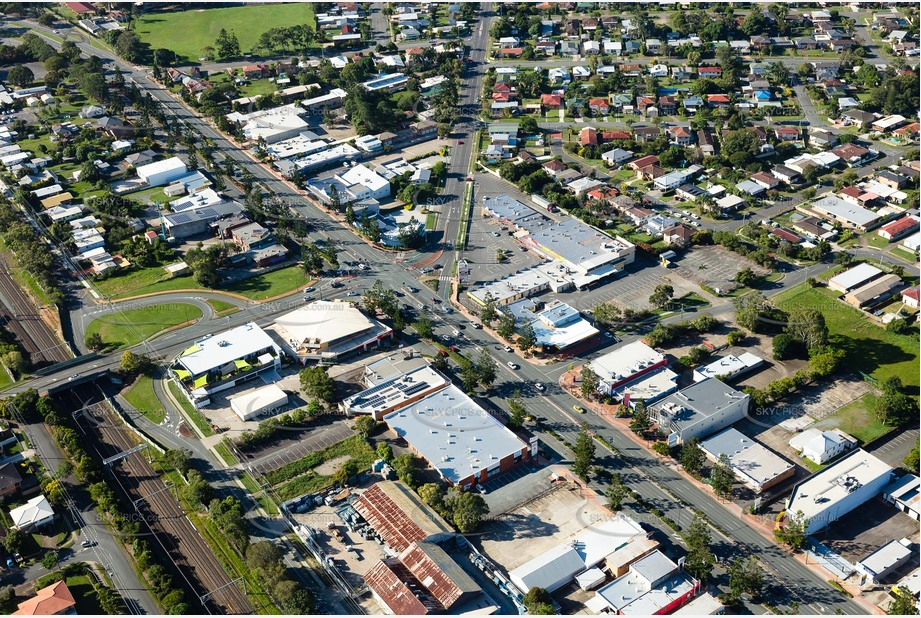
(531, 194), (555, 211)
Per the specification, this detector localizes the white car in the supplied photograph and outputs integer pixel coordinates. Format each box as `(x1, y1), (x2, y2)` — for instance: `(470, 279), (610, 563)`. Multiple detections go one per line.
(470, 322), (482, 329)
(452, 329), (461, 337)
(507, 361), (518, 370)
(504, 345), (513, 353)
(534, 383), (545, 392)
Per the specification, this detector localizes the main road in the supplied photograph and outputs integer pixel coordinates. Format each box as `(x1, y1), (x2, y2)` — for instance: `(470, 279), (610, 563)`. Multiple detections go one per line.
(13, 14), (880, 616)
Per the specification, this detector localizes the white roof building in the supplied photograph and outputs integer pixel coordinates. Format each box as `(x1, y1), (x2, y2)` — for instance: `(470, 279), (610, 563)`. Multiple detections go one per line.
(172, 323), (282, 397)
(509, 514), (646, 595)
(700, 428), (795, 492)
(811, 195), (882, 230)
(828, 263), (883, 293)
(336, 164), (391, 200)
(272, 300), (392, 360)
(589, 341), (667, 396)
(885, 474), (920, 522)
(857, 539), (913, 584)
(341, 363), (449, 420)
(230, 384), (288, 421)
(789, 428), (858, 465)
(693, 352), (764, 382)
(385, 385), (532, 488)
(786, 449), (895, 534)
(226, 104), (309, 144)
(10, 495), (55, 530)
(715, 194), (746, 211)
(594, 550), (700, 615)
(136, 156), (187, 188)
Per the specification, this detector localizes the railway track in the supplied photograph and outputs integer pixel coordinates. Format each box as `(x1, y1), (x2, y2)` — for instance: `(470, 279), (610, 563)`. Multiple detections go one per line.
(0, 256), (70, 365)
(80, 402), (253, 615)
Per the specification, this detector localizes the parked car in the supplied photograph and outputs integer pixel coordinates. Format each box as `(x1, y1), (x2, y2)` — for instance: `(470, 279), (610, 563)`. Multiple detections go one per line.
(304, 286), (315, 293)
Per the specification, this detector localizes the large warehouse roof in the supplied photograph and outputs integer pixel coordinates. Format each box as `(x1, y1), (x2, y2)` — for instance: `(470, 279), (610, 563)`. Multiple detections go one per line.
(354, 481), (453, 553)
(176, 323), (278, 377)
(384, 385), (528, 485)
(274, 300), (375, 345)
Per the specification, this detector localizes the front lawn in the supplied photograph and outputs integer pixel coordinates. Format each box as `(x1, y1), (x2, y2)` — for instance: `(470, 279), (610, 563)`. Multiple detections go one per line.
(866, 234), (890, 250)
(774, 284), (920, 389)
(135, 4), (316, 63)
(123, 375), (166, 424)
(84, 303), (202, 348)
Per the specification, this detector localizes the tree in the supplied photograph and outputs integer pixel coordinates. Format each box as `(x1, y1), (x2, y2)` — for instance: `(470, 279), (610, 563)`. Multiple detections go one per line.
(496, 312), (517, 340)
(683, 513), (716, 581)
(572, 424), (596, 481)
(120, 350), (153, 375)
(480, 293), (498, 326)
(629, 405), (650, 435)
(735, 267), (759, 287)
(413, 314), (433, 340)
(680, 439), (705, 475)
(774, 509), (809, 549)
(727, 330), (745, 346)
(710, 453), (735, 499)
(299, 366), (337, 403)
(729, 556), (765, 602)
(889, 587), (919, 615)
(41, 551), (57, 570)
(874, 377), (916, 426)
(772, 332), (795, 360)
(507, 391), (527, 429)
(85, 332), (104, 351)
(473, 349), (498, 389)
(784, 307), (828, 353)
(444, 490), (489, 533)
(904, 445), (920, 475)
(649, 284), (674, 309)
(518, 323), (537, 353)
(4, 527), (24, 555)
(580, 366), (599, 400)
(354, 416), (377, 440)
(606, 473), (628, 511)
(418, 483), (445, 509)
(7, 65), (34, 88)
(391, 453), (420, 487)
(523, 588), (553, 615)
(182, 470), (212, 507)
(163, 449), (192, 476)
(376, 441), (393, 463)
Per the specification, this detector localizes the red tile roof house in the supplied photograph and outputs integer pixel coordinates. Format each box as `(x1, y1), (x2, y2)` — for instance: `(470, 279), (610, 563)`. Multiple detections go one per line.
(771, 227), (803, 244)
(636, 95), (656, 114)
(831, 143), (874, 167)
(13, 581), (76, 616)
(540, 93), (564, 111)
(775, 126), (801, 141)
(580, 126), (598, 146)
(589, 98), (610, 115)
(707, 94), (731, 108)
(241, 64), (270, 79)
(604, 131), (631, 141)
(66, 1), (97, 14)
(698, 66), (722, 78)
(877, 217), (920, 241)
(542, 159), (569, 177)
(493, 82), (513, 93)
(668, 126), (693, 146)
(894, 122), (920, 142)
(658, 96), (677, 115)
(902, 286), (920, 309)
(628, 155), (659, 171)
(499, 47), (524, 59)
(751, 172), (780, 190)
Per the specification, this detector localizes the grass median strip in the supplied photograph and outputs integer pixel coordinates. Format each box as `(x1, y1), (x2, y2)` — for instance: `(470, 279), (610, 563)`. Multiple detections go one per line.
(167, 381), (214, 437)
(123, 376), (166, 424)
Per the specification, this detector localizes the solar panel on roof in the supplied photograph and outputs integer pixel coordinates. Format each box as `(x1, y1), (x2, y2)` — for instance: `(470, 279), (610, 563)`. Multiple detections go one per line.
(198, 208), (217, 217)
(403, 383), (429, 397)
(171, 213), (191, 224)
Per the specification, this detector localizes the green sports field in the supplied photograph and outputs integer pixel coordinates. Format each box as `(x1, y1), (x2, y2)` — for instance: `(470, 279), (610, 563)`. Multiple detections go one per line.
(135, 4), (316, 63)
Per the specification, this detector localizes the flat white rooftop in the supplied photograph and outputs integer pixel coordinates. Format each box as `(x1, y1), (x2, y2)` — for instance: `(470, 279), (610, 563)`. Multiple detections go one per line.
(274, 300), (375, 347)
(788, 449), (893, 524)
(176, 322), (278, 377)
(342, 364), (449, 418)
(693, 352), (764, 382)
(700, 428), (794, 490)
(858, 539), (912, 580)
(384, 385), (527, 485)
(589, 341), (664, 384)
(828, 262), (883, 291)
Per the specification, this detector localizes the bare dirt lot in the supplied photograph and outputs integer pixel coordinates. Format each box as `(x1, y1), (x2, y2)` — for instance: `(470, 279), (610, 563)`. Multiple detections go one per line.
(473, 481), (611, 574)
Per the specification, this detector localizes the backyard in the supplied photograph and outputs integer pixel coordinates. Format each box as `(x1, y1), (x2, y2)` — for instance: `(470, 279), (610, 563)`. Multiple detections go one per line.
(84, 303), (202, 348)
(774, 284), (920, 389)
(135, 4), (316, 63)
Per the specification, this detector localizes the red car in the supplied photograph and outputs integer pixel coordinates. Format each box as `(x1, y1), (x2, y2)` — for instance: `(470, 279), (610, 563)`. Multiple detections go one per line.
(457, 140), (463, 145)
(438, 349), (448, 357)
